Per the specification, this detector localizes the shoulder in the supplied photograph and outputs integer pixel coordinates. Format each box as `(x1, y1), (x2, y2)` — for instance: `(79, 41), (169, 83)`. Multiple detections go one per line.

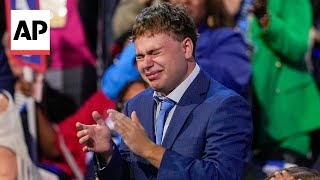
(204, 27), (243, 40)
(206, 78), (248, 107)
(199, 27), (246, 48)
(214, 28), (246, 45)
(194, 71), (248, 107)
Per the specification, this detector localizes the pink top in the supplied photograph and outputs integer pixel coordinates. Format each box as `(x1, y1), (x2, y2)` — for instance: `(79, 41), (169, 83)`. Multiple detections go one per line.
(49, 0), (95, 69)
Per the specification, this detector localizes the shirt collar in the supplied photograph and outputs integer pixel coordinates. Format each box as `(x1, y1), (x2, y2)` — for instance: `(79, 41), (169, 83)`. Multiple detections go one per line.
(153, 64), (200, 103)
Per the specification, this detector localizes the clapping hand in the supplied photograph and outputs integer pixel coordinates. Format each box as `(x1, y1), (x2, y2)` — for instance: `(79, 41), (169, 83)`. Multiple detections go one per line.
(107, 109), (155, 157)
(76, 111), (113, 156)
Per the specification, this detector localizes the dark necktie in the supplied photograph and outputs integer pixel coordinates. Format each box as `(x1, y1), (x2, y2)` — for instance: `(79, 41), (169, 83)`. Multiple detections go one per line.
(155, 97), (175, 145)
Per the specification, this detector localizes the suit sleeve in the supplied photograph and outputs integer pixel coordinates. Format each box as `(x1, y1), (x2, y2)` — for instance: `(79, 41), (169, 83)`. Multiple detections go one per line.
(157, 95), (252, 180)
(96, 146), (131, 180)
(257, 0), (312, 62)
(96, 102), (132, 180)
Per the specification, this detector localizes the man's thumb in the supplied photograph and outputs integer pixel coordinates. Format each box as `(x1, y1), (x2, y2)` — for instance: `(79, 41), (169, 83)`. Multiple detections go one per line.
(92, 111), (106, 126)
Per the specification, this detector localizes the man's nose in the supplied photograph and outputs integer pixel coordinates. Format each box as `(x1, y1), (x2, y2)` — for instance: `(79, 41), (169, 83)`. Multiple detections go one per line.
(141, 55), (154, 69)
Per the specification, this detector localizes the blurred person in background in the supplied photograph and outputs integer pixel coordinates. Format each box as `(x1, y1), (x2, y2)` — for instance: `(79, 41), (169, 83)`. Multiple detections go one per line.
(250, 0), (320, 168)
(265, 166), (320, 180)
(310, 0), (320, 172)
(0, 91), (41, 180)
(310, 0), (320, 89)
(45, 0), (98, 111)
(168, 0), (251, 101)
(112, 0), (161, 39)
(0, 42), (40, 179)
(223, 0), (254, 35)
(0, 45), (14, 96)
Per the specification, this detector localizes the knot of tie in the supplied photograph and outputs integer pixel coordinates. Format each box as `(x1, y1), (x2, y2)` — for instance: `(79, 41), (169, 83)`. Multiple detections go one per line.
(154, 97), (175, 145)
(160, 98), (175, 113)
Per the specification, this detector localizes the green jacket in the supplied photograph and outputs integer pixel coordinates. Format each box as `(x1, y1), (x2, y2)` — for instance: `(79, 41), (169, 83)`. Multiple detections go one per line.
(250, 0), (320, 155)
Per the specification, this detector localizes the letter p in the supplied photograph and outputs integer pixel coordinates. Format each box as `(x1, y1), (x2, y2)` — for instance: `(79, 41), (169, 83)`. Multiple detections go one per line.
(32, 20), (47, 40)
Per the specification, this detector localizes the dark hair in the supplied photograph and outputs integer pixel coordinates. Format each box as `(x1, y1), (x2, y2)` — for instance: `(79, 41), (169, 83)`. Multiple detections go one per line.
(116, 78), (149, 112)
(206, 0), (234, 28)
(131, 2), (198, 56)
(311, 0), (320, 27)
(266, 167), (320, 180)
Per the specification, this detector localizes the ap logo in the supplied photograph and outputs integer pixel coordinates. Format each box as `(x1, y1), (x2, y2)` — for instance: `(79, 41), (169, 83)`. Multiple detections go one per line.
(11, 10), (50, 55)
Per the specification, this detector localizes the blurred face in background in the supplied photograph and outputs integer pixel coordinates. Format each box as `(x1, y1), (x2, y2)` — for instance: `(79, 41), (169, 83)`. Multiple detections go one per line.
(117, 80), (148, 112)
(169, 0), (207, 25)
(223, 0), (242, 17)
(122, 82), (147, 104)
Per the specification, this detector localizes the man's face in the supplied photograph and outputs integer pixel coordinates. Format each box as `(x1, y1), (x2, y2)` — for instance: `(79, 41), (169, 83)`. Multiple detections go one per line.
(135, 32), (194, 95)
(169, 0), (206, 25)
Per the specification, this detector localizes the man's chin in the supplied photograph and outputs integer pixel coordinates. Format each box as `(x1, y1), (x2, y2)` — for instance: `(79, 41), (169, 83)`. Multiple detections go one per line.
(149, 84), (162, 92)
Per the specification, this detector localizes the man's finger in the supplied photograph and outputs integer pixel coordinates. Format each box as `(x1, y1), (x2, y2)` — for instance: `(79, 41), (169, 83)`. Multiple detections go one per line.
(76, 122), (86, 131)
(113, 121), (127, 138)
(107, 109), (126, 121)
(131, 111), (140, 124)
(83, 146), (91, 152)
(79, 135), (89, 144)
(131, 111), (144, 129)
(107, 109), (121, 121)
(108, 109), (129, 122)
(76, 129), (87, 138)
(107, 109), (116, 115)
(92, 111), (106, 126)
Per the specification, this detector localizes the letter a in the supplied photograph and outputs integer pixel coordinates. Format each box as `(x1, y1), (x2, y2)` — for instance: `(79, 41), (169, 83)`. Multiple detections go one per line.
(13, 20), (32, 40)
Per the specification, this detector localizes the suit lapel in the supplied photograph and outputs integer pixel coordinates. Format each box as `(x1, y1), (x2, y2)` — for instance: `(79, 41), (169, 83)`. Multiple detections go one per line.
(162, 70), (210, 149)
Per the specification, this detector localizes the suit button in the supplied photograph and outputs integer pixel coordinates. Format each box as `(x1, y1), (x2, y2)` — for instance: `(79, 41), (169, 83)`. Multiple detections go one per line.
(275, 88), (281, 94)
(275, 61), (282, 68)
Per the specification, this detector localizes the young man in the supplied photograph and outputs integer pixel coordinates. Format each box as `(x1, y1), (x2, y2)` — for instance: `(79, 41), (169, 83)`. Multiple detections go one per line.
(76, 3), (252, 179)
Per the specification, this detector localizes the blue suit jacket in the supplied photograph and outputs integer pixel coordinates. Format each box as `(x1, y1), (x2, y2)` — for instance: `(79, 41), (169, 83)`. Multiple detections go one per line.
(97, 70), (252, 180)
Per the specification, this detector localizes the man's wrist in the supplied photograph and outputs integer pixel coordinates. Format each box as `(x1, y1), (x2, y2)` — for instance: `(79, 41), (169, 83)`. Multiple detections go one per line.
(143, 143), (157, 159)
(143, 143), (166, 168)
(96, 142), (115, 169)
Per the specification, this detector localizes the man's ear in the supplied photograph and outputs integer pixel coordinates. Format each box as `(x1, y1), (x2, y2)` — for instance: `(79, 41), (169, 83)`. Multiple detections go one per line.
(182, 37), (194, 60)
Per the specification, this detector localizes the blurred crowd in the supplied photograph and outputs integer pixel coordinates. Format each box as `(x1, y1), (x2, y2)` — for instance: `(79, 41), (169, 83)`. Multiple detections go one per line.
(1, 0), (320, 179)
